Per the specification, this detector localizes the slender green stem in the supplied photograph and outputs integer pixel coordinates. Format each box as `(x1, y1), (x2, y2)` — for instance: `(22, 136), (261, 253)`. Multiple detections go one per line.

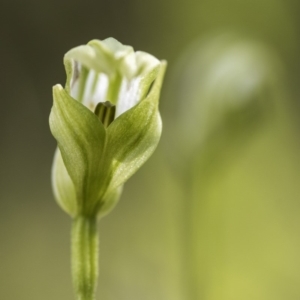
(71, 216), (99, 300)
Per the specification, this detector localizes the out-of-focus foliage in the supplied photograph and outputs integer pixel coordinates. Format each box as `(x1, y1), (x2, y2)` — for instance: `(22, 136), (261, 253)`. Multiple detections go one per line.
(164, 32), (300, 300)
(1, 0), (300, 299)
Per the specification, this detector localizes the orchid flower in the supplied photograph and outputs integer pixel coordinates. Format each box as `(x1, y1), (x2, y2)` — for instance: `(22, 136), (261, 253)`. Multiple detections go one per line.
(50, 38), (166, 218)
(49, 38), (166, 300)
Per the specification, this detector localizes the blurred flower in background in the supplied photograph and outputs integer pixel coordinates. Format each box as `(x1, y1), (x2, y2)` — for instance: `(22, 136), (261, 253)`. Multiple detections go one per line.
(166, 32), (285, 168)
(164, 31), (300, 300)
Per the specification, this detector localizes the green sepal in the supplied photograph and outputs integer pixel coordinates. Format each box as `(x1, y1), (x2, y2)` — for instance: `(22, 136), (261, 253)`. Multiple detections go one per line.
(138, 63), (160, 101)
(52, 148), (77, 216)
(96, 185), (123, 219)
(50, 85), (106, 216)
(104, 61), (167, 196)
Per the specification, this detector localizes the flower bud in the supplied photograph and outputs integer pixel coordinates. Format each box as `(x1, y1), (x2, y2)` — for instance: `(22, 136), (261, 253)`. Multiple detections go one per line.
(50, 38), (167, 218)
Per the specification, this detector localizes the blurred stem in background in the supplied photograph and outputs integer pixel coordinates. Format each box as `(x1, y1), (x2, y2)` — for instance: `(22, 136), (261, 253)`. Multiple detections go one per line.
(165, 32), (299, 300)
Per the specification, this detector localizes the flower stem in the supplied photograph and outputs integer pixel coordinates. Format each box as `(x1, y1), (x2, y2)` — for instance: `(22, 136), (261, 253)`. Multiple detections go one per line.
(71, 216), (99, 300)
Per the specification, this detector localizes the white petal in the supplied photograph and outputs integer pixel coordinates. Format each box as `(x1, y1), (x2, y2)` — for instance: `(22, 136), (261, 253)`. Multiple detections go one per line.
(119, 51), (137, 79)
(135, 51), (160, 76)
(102, 37), (133, 59)
(66, 38), (162, 117)
(82, 69), (96, 106)
(115, 77), (141, 118)
(70, 61), (81, 100)
(91, 73), (109, 106)
(82, 72), (109, 111)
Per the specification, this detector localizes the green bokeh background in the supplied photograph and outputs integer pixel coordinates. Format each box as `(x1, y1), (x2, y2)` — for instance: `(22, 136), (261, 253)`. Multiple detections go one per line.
(1, 0), (300, 299)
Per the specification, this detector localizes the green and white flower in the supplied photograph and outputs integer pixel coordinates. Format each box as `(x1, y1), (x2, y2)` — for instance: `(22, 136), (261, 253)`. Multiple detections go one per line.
(50, 38), (166, 218)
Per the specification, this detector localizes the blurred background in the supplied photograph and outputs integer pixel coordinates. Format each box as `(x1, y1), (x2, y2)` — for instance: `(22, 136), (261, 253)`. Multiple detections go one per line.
(1, 0), (300, 299)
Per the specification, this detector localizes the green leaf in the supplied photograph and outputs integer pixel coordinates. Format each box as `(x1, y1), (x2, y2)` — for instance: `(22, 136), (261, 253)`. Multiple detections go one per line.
(49, 85), (107, 216)
(104, 62), (167, 194)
